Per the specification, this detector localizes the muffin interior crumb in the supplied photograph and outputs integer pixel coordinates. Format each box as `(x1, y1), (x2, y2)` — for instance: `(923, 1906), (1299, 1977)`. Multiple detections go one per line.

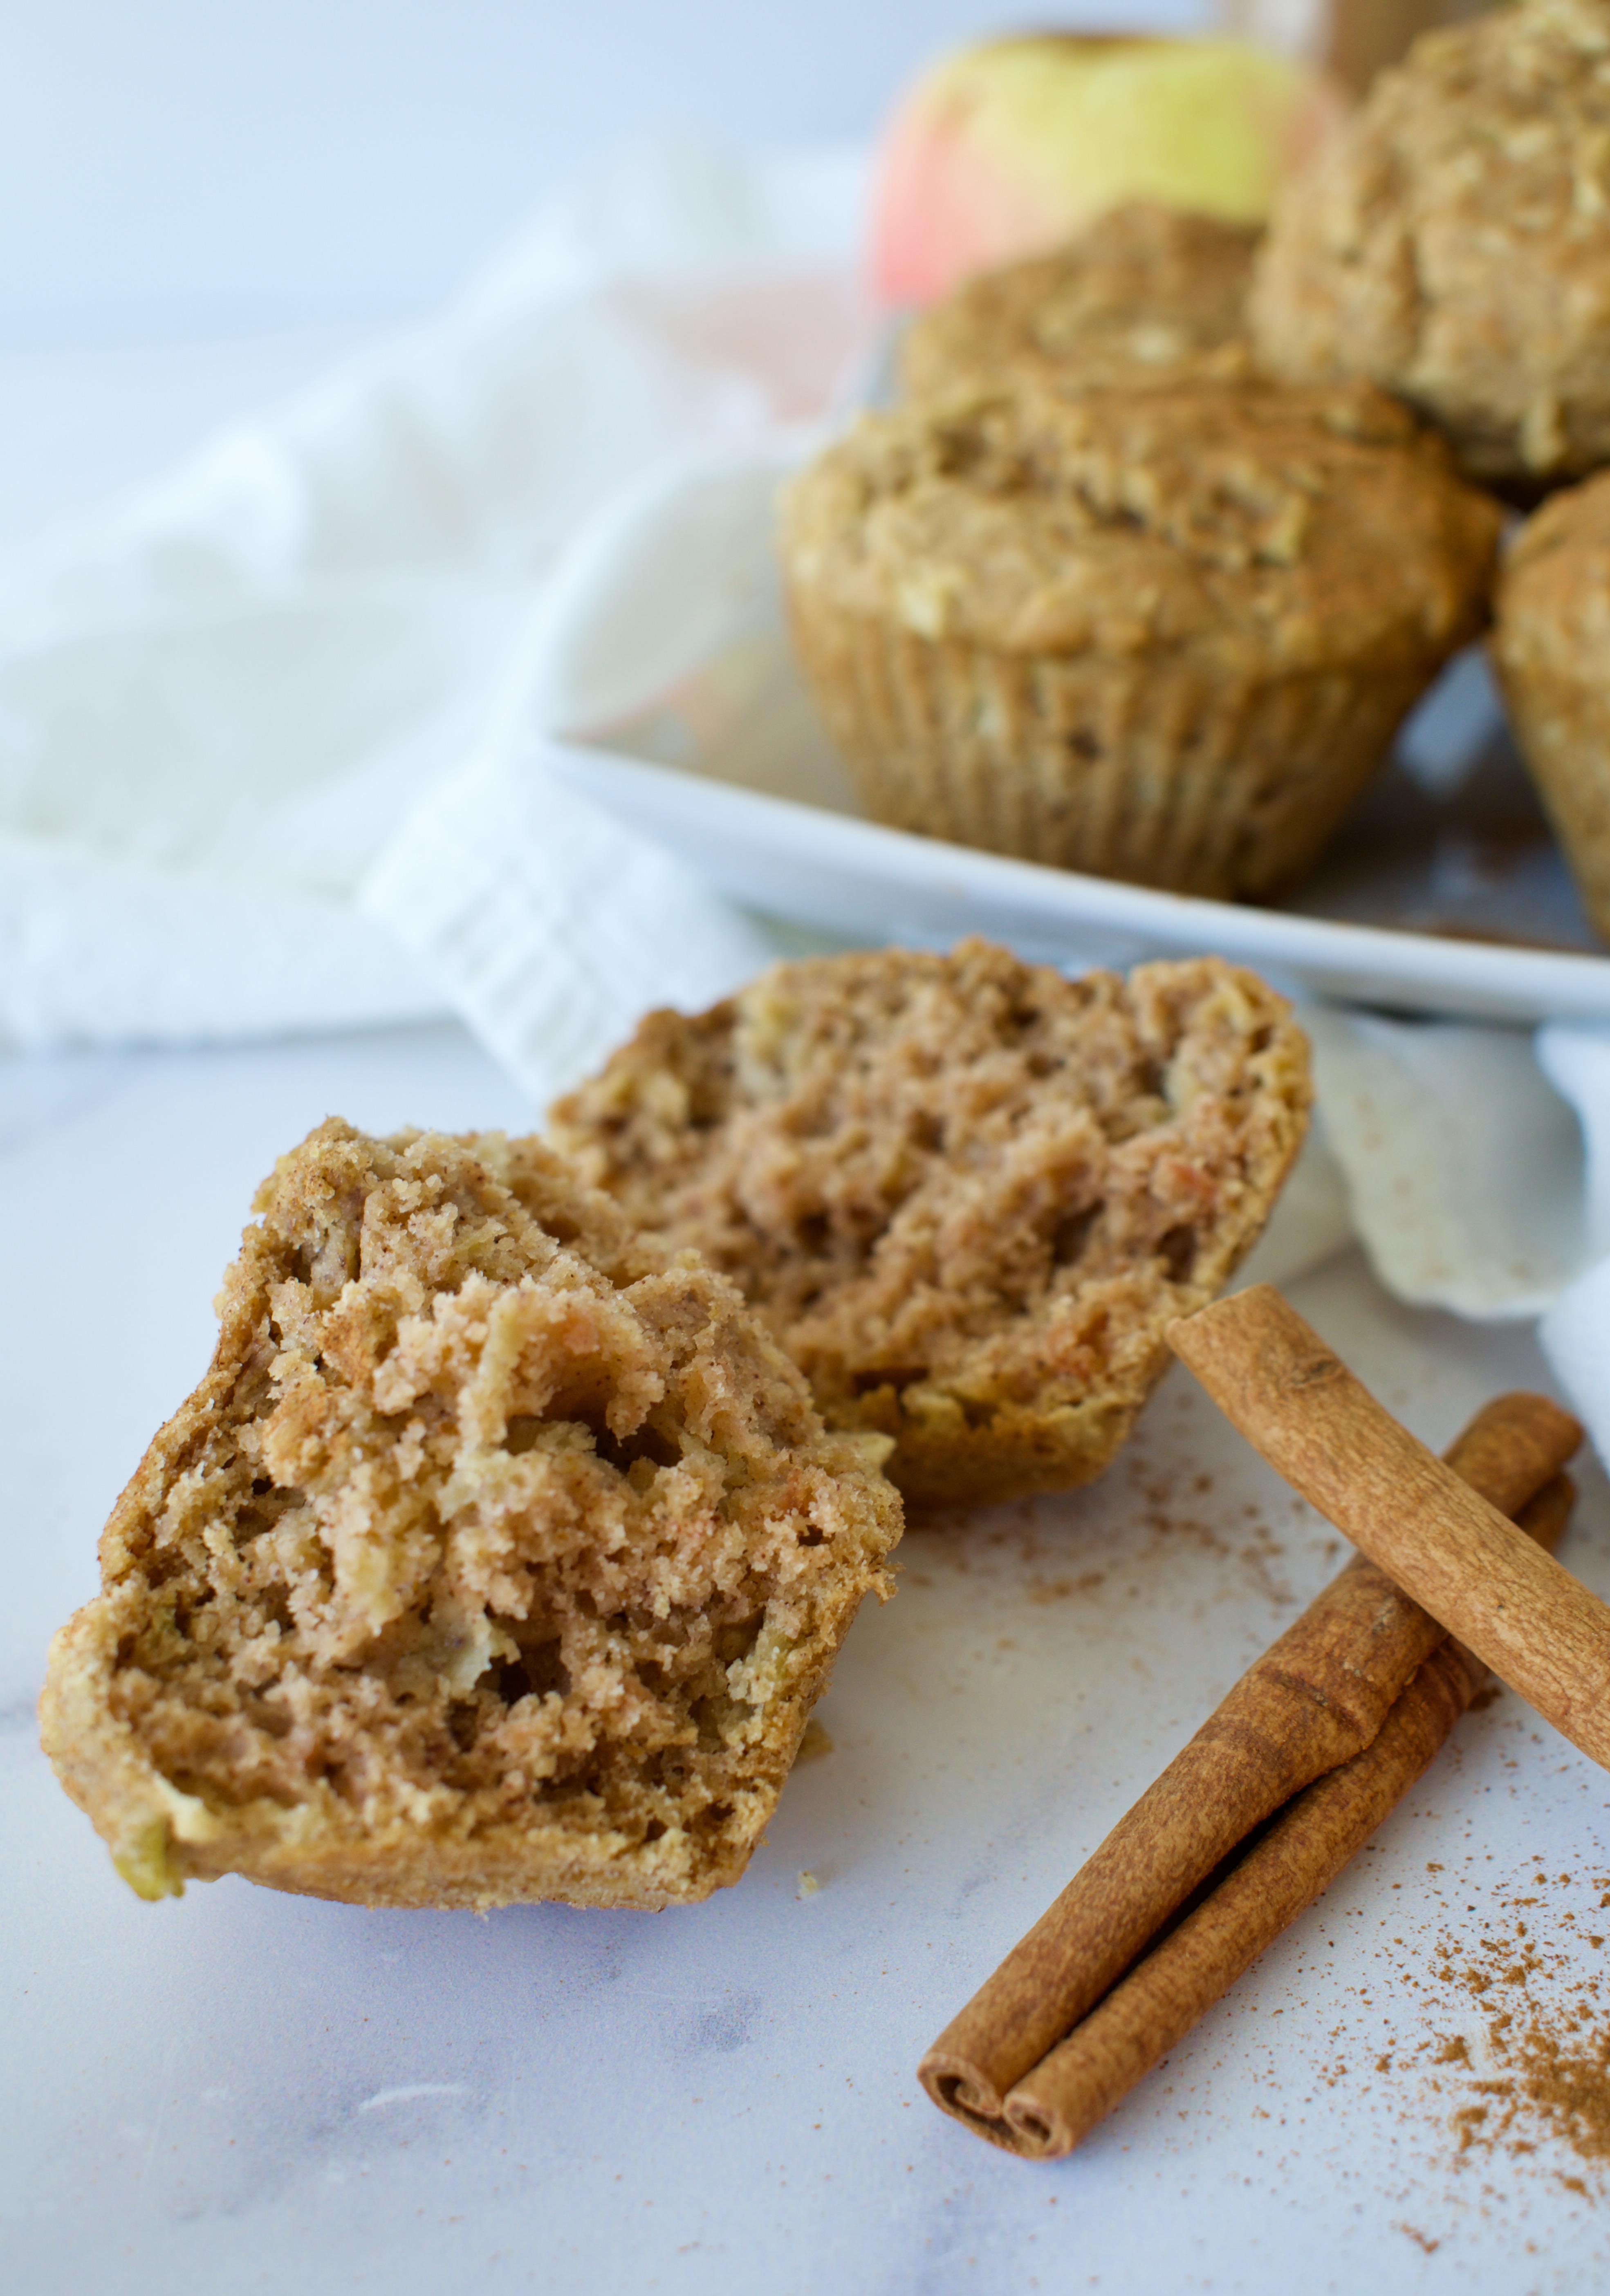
(552, 944), (1311, 1501)
(53, 1122), (899, 1907)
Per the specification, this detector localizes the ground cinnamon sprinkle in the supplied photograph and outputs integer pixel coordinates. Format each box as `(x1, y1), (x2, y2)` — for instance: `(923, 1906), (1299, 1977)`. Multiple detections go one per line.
(1410, 1872), (1610, 2185)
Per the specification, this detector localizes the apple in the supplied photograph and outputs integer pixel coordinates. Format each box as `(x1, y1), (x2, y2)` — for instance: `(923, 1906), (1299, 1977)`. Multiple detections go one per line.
(872, 32), (1347, 308)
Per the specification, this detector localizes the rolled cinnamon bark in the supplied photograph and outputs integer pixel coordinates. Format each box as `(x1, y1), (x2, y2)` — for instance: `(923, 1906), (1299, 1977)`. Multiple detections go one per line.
(1001, 1472), (1573, 2158)
(1170, 1286), (1610, 1771)
(919, 1389), (1579, 2142)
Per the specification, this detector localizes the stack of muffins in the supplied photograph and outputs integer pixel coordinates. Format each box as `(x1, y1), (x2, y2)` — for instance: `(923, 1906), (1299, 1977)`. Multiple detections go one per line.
(780, 0), (1610, 935)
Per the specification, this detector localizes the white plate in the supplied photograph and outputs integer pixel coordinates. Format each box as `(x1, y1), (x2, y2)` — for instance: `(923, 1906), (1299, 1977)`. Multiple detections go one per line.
(528, 447), (1610, 1024)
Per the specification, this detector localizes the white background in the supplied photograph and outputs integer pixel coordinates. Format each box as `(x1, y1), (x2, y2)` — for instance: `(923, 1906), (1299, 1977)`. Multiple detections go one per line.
(0, 0), (1200, 556)
(0, 0), (1202, 342)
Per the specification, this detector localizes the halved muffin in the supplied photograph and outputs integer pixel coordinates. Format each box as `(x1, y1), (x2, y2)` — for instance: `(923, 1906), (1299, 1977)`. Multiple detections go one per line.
(550, 942), (1311, 1508)
(40, 1121), (901, 1911)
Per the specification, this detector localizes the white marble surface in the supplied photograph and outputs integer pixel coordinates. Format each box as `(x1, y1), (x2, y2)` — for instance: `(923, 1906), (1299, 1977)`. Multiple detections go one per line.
(6, 1017), (1610, 2294)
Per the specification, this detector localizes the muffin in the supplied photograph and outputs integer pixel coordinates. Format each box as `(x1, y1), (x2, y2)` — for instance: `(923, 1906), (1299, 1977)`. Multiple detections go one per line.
(550, 941), (1311, 1509)
(1251, 0), (1610, 493)
(899, 203), (1258, 403)
(40, 1121), (901, 1911)
(1491, 469), (1610, 938)
(780, 380), (1502, 898)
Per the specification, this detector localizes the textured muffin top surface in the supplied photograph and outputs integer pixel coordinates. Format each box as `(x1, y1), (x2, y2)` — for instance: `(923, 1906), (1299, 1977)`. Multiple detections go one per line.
(551, 942), (1310, 1497)
(1251, 0), (1610, 486)
(47, 1121), (899, 1907)
(900, 204), (1258, 404)
(780, 379), (1502, 668)
(1494, 467), (1610, 669)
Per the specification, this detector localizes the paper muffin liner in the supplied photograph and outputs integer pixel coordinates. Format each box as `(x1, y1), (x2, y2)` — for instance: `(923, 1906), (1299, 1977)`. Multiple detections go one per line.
(788, 588), (1434, 902)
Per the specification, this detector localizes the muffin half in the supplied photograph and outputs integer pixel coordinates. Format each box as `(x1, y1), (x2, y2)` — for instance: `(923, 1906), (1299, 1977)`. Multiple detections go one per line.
(781, 379), (1501, 898)
(40, 1122), (901, 1911)
(551, 942), (1311, 1509)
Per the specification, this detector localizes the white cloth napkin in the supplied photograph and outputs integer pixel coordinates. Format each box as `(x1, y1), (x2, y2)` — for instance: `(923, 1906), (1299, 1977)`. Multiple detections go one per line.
(8, 137), (1610, 1459)
(0, 143), (870, 1046)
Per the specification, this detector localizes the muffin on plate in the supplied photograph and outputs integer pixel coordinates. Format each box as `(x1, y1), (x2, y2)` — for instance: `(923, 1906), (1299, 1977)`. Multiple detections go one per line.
(551, 941), (1311, 1510)
(40, 1122), (901, 1911)
(780, 379), (1501, 899)
(1251, 0), (1610, 493)
(1491, 469), (1610, 939)
(899, 202), (1258, 403)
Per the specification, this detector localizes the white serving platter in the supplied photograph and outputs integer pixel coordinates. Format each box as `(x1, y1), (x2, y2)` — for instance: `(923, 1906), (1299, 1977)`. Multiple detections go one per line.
(527, 443), (1610, 1026)
(540, 627), (1610, 1025)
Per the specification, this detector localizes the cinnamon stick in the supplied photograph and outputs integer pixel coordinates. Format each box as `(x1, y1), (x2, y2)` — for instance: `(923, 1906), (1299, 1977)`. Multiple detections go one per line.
(918, 1393), (1578, 2156)
(919, 1391), (1577, 2144)
(1169, 1286), (1610, 1771)
(1003, 1472), (1573, 2159)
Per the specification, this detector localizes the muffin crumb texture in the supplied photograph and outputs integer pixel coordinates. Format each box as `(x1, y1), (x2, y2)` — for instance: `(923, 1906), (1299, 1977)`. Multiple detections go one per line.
(40, 1123), (901, 1911)
(552, 943), (1311, 1507)
(1251, 0), (1610, 488)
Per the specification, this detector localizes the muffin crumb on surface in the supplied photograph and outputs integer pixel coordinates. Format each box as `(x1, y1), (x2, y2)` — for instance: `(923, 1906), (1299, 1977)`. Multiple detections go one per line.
(41, 1122), (901, 1912)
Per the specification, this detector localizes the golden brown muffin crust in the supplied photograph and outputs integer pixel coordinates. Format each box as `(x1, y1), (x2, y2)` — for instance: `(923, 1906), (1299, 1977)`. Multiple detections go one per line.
(551, 943), (1311, 1508)
(1494, 466), (1610, 667)
(1491, 468), (1610, 936)
(900, 203), (1259, 404)
(1251, 0), (1610, 489)
(780, 379), (1502, 672)
(40, 1122), (901, 1911)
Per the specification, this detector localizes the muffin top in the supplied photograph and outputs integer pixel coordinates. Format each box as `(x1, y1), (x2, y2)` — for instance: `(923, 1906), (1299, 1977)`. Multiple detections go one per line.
(1251, 0), (1610, 490)
(1493, 466), (1610, 672)
(781, 379), (1502, 672)
(900, 203), (1259, 403)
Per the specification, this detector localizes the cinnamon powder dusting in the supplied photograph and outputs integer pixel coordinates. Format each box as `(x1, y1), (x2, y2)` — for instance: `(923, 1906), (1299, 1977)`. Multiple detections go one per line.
(1410, 1871), (1610, 2187)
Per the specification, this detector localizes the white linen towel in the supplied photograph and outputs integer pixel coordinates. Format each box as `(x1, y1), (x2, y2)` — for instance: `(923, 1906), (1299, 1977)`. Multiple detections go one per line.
(0, 144), (870, 1046)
